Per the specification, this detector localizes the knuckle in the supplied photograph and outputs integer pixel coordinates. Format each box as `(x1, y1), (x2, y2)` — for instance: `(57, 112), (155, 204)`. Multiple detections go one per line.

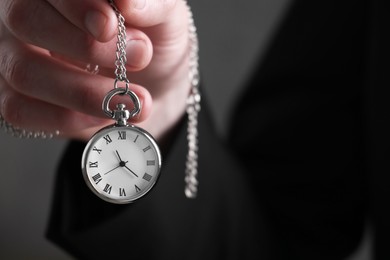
(0, 48), (27, 90)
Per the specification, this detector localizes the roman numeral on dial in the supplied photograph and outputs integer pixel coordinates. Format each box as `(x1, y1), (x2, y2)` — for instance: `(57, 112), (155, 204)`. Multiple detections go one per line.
(118, 131), (126, 140)
(89, 161), (98, 168)
(103, 184), (112, 194)
(103, 134), (112, 144)
(143, 173), (152, 182)
(143, 146), (151, 152)
(147, 160), (155, 166)
(93, 146), (102, 154)
(92, 173), (102, 184)
(119, 188), (126, 197)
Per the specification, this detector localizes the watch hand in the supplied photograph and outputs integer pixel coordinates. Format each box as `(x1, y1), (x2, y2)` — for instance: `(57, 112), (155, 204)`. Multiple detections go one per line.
(115, 150), (138, 177)
(104, 159), (130, 175)
(124, 165), (139, 178)
(103, 165), (121, 175)
(115, 150), (123, 162)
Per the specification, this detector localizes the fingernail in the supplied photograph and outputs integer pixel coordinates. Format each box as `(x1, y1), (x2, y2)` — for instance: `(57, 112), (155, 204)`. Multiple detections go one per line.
(85, 11), (107, 39)
(133, 0), (146, 10)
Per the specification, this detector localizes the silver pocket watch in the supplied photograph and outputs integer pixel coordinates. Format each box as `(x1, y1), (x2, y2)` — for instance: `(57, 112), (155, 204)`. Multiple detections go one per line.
(82, 84), (162, 204)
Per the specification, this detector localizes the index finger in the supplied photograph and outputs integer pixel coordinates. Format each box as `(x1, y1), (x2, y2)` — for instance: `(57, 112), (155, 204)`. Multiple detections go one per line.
(44, 0), (118, 41)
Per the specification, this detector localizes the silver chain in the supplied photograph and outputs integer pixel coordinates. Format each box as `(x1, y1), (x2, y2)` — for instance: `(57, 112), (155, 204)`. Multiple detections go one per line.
(108, 0), (129, 82)
(184, 1), (200, 199)
(108, 0), (200, 199)
(0, 114), (59, 139)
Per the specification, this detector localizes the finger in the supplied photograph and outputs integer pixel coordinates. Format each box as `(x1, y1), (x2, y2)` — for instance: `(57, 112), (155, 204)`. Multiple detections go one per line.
(1, 0), (116, 43)
(0, 0), (153, 71)
(49, 26), (153, 72)
(0, 77), (111, 139)
(44, 0), (117, 42)
(1, 0), (85, 47)
(115, 0), (178, 27)
(0, 40), (153, 123)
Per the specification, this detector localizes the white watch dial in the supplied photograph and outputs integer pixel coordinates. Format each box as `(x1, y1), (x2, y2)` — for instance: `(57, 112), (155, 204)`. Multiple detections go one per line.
(82, 125), (162, 204)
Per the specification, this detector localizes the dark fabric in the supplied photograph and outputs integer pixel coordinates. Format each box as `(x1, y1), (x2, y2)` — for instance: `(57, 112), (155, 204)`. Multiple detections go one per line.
(47, 0), (390, 259)
(366, 1), (390, 260)
(229, 0), (369, 259)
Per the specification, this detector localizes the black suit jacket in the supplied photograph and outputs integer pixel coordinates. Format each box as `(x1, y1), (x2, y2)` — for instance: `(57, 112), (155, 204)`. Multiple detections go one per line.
(47, 0), (390, 259)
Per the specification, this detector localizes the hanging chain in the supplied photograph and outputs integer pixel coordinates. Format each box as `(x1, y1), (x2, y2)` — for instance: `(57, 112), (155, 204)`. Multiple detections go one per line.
(108, 0), (201, 199)
(184, 1), (201, 199)
(108, 0), (128, 82)
(0, 114), (59, 139)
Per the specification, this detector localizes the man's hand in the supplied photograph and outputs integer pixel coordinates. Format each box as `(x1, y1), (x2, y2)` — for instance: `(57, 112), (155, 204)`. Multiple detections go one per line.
(0, 0), (191, 141)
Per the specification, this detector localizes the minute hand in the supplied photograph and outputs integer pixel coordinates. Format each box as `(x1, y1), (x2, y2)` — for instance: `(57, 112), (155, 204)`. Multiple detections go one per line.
(124, 165), (138, 177)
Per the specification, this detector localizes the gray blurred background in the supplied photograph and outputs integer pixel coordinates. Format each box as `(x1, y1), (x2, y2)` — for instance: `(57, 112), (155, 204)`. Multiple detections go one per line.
(0, 0), (372, 259)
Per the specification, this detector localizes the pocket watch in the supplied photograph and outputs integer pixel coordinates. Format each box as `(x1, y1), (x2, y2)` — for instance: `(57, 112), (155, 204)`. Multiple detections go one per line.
(82, 87), (162, 204)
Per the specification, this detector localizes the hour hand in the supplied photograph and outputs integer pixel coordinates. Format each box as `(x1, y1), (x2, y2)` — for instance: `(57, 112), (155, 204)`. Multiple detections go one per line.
(115, 150), (123, 162)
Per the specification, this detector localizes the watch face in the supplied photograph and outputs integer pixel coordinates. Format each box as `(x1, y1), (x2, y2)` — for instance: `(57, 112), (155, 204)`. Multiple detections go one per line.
(82, 125), (162, 204)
